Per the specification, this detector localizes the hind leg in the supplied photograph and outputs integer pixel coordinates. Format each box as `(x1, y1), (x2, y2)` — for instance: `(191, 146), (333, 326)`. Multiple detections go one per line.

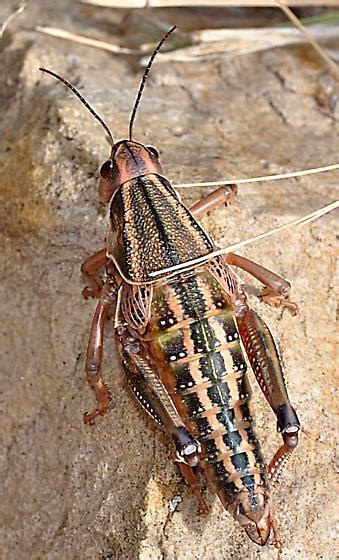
(122, 343), (209, 512)
(235, 308), (300, 486)
(176, 461), (210, 515)
(120, 337), (202, 468)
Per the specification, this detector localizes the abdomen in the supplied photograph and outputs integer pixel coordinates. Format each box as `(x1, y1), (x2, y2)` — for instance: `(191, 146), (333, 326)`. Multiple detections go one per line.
(147, 270), (270, 509)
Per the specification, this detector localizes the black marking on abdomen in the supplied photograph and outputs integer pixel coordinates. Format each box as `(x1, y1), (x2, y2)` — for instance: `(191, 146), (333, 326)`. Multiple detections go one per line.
(204, 438), (219, 460)
(199, 351), (231, 382)
(241, 474), (257, 492)
(206, 382), (231, 408)
(160, 331), (185, 363)
(174, 363), (195, 392)
(190, 319), (218, 353)
(185, 394), (203, 418)
(231, 451), (250, 472)
(173, 276), (207, 319)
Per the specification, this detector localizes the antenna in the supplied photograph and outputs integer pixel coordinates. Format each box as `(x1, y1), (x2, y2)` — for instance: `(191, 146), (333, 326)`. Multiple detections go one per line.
(39, 68), (115, 146)
(128, 25), (176, 141)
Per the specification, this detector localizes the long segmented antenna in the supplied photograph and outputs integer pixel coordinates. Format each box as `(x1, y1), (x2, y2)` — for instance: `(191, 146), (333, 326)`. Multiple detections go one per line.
(128, 25), (176, 141)
(39, 67), (115, 146)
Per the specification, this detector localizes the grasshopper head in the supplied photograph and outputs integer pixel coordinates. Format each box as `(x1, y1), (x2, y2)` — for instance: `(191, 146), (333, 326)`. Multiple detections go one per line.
(98, 140), (164, 203)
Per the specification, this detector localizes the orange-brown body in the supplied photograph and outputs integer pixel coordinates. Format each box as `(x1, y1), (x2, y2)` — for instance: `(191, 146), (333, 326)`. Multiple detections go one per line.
(40, 45), (301, 549)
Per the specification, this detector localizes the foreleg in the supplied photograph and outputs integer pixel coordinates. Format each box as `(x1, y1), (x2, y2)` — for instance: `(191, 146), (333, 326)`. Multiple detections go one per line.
(189, 184), (237, 219)
(225, 252), (298, 315)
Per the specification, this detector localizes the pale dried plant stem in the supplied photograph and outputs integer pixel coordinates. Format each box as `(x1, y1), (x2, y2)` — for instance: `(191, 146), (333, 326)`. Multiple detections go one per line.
(277, 1), (339, 78)
(149, 201), (338, 278)
(175, 164), (339, 189)
(194, 26), (339, 44)
(81, 0), (339, 7)
(0, 1), (26, 39)
(36, 24), (339, 63)
(36, 26), (141, 54)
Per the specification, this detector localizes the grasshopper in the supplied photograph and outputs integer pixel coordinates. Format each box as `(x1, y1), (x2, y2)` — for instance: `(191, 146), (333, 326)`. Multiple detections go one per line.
(40, 26), (300, 549)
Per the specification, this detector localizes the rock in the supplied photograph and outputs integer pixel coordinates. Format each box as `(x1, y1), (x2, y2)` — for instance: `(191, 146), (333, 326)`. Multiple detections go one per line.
(0, 2), (337, 559)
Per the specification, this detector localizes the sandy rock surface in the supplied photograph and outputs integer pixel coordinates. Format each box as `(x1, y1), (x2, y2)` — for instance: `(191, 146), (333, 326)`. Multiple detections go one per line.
(0, 2), (337, 559)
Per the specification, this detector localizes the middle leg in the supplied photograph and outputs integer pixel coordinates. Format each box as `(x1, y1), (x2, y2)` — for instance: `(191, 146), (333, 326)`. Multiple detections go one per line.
(84, 277), (117, 424)
(225, 252), (299, 315)
(81, 247), (109, 299)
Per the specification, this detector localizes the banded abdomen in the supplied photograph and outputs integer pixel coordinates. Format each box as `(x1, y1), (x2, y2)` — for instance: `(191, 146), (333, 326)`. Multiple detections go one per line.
(147, 269), (270, 515)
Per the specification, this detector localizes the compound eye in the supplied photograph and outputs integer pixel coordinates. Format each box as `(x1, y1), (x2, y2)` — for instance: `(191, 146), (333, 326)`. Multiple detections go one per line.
(100, 159), (114, 178)
(147, 146), (159, 159)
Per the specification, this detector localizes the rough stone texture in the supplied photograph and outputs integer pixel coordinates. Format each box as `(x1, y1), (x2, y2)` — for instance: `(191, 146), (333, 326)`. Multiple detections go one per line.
(0, 2), (337, 560)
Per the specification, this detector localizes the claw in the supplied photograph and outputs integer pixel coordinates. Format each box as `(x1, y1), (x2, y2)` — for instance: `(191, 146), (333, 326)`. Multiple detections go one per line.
(84, 380), (111, 424)
(197, 495), (211, 515)
(260, 288), (299, 315)
(82, 286), (101, 299)
(83, 409), (100, 424)
(225, 183), (238, 206)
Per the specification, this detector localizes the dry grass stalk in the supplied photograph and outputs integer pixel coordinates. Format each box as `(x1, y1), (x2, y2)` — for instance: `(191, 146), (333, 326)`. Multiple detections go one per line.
(194, 26), (338, 43)
(149, 200), (338, 278)
(81, 0), (339, 7)
(142, 24), (338, 63)
(36, 26), (141, 54)
(0, 2), (26, 39)
(36, 9), (339, 66)
(175, 164), (339, 189)
(36, 24), (338, 63)
(277, 1), (339, 78)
